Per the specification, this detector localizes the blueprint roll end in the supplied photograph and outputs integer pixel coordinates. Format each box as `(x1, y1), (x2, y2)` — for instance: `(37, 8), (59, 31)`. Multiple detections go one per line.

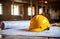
(0, 23), (5, 30)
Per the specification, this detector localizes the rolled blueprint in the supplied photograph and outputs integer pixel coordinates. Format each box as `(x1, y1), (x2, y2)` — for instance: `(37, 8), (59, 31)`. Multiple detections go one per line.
(1, 20), (30, 29)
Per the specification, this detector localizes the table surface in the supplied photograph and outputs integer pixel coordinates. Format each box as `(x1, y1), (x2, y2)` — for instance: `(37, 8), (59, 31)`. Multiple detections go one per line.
(0, 35), (60, 39)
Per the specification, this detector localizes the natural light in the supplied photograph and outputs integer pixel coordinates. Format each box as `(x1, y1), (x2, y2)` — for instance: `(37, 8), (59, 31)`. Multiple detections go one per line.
(28, 7), (35, 16)
(0, 3), (2, 15)
(11, 4), (19, 16)
(39, 8), (43, 14)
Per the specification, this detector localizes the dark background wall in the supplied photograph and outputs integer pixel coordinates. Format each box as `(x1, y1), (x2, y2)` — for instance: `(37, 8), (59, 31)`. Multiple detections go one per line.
(0, 0), (60, 23)
(0, 1), (30, 21)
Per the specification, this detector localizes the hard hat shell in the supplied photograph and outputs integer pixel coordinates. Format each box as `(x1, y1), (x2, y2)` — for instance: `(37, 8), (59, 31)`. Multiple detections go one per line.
(28, 15), (50, 32)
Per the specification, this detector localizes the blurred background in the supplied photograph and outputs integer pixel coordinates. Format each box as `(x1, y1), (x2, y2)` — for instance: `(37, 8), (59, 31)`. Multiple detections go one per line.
(0, 0), (60, 23)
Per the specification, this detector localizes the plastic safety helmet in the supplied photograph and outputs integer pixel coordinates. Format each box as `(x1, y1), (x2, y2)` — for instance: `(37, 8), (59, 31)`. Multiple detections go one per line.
(28, 15), (50, 32)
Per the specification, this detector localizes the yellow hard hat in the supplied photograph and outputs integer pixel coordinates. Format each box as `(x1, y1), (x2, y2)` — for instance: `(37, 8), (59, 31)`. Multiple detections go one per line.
(28, 15), (50, 32)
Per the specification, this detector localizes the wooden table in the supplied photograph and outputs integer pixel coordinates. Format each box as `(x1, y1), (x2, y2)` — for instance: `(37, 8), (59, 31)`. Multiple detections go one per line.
(0, 35), (60, 39)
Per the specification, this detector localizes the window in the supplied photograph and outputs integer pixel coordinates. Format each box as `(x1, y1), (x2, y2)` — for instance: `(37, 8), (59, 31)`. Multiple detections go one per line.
(39, 8), (43, 14)
(28, 7), (35, 16)
(0, 3), (2, 15)
(11, 4), (19, 16)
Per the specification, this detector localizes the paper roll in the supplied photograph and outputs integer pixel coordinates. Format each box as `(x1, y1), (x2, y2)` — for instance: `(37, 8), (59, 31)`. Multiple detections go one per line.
(1, 20), (30, 29)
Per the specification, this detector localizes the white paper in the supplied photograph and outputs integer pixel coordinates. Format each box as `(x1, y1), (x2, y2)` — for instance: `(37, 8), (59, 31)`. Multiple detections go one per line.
(0, 26), (60, 37)
(1, 20), (30, 29)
